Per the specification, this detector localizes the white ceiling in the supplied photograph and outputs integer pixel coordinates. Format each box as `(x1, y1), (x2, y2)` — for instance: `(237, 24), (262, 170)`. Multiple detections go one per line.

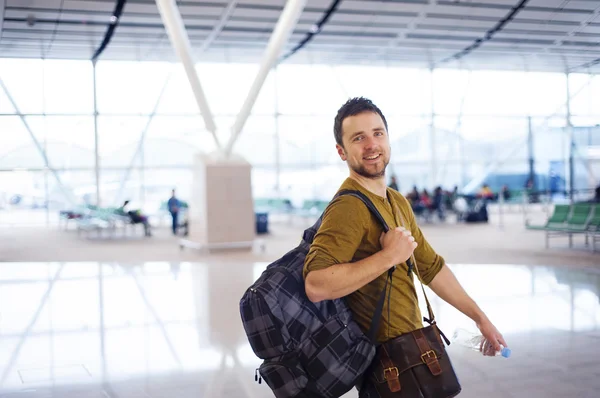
(1, 0), (599, 72)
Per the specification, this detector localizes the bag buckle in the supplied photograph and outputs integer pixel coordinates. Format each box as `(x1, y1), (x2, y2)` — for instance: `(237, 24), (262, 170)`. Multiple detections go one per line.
(383, 367), (399, 380)
(421, 350), (437, 364)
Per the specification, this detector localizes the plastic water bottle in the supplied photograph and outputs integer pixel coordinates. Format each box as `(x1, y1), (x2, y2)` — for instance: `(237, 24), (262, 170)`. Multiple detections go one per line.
(452, 328), (511, 358)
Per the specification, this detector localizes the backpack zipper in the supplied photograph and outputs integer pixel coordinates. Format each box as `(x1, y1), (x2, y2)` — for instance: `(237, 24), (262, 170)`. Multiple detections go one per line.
(254, 368), (262, 384)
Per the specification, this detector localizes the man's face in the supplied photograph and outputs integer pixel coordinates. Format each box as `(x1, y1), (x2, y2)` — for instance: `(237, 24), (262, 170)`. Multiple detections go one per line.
(336, 111), (390, 179)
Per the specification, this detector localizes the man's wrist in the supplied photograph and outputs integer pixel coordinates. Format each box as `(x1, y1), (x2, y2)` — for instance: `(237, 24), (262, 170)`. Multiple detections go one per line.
(473, 311), (488, 325)
(377, 249), (396, 271)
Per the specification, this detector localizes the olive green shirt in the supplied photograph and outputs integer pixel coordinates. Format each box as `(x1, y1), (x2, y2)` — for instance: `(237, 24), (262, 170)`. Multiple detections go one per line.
(303, 178), (445, 342)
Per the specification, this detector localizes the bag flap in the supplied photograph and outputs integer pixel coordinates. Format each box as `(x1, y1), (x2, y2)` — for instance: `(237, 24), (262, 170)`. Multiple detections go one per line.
(371, 325), (446, 384)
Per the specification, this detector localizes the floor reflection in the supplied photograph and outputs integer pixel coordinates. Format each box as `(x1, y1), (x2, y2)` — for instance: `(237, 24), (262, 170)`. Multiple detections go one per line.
(0, 262), (599, 397)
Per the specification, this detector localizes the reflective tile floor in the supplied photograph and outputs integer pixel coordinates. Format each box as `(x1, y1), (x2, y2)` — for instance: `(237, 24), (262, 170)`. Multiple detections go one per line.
(0, 262), (599, 398)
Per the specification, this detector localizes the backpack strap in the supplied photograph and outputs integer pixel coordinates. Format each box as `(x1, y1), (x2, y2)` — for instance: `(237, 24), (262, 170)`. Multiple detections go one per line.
(336, 190), (414, 343)
(336, 190), (390, 232)
(336, 191), (415, 277)
(301, 190), (390, 243)
(302, 189), (414, 344)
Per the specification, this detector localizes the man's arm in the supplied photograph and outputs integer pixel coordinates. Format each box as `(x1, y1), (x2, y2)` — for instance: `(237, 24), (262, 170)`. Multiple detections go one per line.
(304, 196), (417, 303)
(306, 226), (417, 302)
(305, 249), (395, 303)
(428, 265), (507, 353)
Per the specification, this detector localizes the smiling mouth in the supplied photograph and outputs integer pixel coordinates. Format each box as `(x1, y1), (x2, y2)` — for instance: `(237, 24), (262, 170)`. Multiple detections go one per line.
(364, 154), (381, 160)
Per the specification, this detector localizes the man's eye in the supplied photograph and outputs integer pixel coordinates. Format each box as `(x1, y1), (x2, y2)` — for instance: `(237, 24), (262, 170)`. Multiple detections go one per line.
(354, 136), (363, 141)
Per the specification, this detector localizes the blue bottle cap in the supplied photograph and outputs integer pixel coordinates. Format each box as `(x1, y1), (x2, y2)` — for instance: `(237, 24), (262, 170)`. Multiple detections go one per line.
(501, 347), (511, 358)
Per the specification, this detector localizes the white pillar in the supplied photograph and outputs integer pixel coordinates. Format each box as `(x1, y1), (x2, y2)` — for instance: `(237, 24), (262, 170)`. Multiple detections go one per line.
(0, 0), (5, 38)
(565, 72), (574, 203)
(224, 0), (307, 156)
(155, 0), (220, 151)
(274, 65), (281, 192)
(429, 67), (436, 189)
(92, 61), (101, 207)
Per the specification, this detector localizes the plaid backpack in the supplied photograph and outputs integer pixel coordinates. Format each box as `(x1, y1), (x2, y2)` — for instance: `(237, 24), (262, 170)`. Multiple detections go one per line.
(239, 190), (394, 398)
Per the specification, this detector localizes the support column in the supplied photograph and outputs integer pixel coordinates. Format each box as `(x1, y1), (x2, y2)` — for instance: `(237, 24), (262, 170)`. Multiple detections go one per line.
(188, 153), (255, 249)
(140, 140), (145, 205)
(181, 0), (305, 251)
(224, 0), (306, 156)
(455, 69), (470, 190)
(42, 58), (50, 226)
(274, 65), (281, 192)
(459, 134), (466, 188)
(429, 67), (436, 188)
(566, 73), (574, 203)
(92, 61), (101, 207)
(155, 0), (220, 151)
(0, 0), (5, 39)
(527, 116), (535, 190)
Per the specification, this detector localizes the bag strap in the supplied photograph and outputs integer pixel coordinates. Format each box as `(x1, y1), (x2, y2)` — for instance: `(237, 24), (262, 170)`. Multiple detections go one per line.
(306, 189), (416, 344)
(335, 190), (395, 343)
(336, 190), (389, 232)
(336, 190), (416, 277)
(391, 203), (436, 324)
(412, 254), (435, 324)
(302, 189), (391, 243)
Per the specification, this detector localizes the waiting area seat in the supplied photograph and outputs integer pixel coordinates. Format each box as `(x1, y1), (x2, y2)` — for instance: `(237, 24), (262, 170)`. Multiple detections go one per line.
(527, 203), (600, 251)
(254, 198), (293, 213)
(59, 205), (149, 238)
(295, 199), (329, 220)
(253, 197), (329, 225)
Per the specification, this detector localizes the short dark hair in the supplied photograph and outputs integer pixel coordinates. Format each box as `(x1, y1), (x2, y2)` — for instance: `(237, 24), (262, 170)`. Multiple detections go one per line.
(333, 97), (388, 147)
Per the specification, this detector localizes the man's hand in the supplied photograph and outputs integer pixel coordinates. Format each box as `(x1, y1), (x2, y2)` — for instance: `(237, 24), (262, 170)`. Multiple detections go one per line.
(379, 226), (417, 266)
(477, 318), (508, 356)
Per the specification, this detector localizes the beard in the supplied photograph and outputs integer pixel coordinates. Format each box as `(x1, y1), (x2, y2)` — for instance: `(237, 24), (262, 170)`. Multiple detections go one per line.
(349, 154), (389, 179)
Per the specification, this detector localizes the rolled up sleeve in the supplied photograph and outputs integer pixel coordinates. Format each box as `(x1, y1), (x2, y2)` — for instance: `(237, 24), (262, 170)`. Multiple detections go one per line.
(303, 196), (368, 280)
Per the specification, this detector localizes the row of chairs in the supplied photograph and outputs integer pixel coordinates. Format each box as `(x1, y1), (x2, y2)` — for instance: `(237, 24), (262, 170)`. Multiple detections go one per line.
(254, 198), (329, 220)
(60, 207), (142, 238)
(526, 203), (600, 251)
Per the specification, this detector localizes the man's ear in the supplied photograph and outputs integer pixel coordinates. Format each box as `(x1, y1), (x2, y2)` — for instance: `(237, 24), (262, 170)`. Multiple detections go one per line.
(336, 144), (347, 161)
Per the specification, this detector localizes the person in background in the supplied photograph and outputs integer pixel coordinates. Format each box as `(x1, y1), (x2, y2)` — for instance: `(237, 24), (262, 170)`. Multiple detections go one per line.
(421, 189), (432, 208)
(431, 186), (445, 221)
(168, 189), (180, 236)
(407, 186), (423, 215)
(388, 175), (399, 191)
(478, 184), (494, 200)
(501, 185), (511, 201)
(120, 200), (151, 237)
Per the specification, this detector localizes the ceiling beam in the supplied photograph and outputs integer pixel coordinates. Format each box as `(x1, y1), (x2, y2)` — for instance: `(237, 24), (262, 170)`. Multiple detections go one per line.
(156, 0), (220, 150)
(225, 0), (306, 156)
(199, 0), (237, 53)
(0, 0), (5, 40)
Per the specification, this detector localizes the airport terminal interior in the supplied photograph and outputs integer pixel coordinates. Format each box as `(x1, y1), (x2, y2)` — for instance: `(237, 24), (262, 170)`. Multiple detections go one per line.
(1, 0), (600, 397)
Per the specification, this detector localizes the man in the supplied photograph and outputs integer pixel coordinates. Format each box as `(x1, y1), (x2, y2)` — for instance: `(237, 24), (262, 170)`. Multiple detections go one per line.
(167, 189), (180, 235)
(303, 97), (506, 396)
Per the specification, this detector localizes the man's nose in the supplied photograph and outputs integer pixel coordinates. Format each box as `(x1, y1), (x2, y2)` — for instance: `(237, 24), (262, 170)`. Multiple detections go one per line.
(363, 136), (378, 150)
